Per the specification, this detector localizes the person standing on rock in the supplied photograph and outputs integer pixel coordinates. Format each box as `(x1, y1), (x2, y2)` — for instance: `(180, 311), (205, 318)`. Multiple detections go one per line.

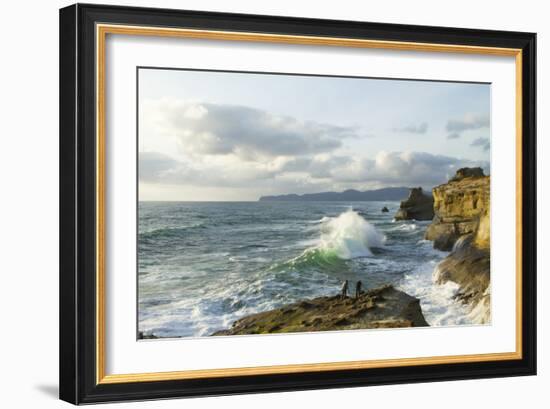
(341, 280), (348, 300)
(355, 281), (363, 298)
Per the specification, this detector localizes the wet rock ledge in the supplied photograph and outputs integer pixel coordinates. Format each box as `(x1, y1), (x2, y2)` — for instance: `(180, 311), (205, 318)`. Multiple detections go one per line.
(212, 285), (428, 336)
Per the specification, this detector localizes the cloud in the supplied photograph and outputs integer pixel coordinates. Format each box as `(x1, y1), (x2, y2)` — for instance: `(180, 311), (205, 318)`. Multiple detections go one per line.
(446, 114), (489, 132)
(139, 99), (489, 197)
(139, 152), (278, 187)
(140, 149), (489, 193)
(470, 137), (491, 151)
(393, 122), (428, 134)
(142, 99), (360, 160)
(139, 152), (179, 181)
(445, 113), (489, 139)
(279, 156), (352, 178)
(329, 151), (488, 188)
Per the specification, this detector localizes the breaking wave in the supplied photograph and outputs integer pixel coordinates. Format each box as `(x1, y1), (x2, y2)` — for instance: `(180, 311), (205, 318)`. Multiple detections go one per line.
(274, 209), (386, 272)
(318, 209), (386, 259)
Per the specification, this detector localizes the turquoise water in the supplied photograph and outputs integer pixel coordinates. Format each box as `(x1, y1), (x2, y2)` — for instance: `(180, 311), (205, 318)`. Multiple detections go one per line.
(138, 201), (469, 338)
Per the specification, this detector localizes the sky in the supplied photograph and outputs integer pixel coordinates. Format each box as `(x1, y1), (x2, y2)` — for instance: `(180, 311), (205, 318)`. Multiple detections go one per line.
(138, 68), (490, 201)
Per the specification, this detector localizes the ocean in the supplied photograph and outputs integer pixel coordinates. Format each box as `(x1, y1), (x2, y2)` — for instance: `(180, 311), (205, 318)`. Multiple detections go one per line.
(138, 201), (473, 338)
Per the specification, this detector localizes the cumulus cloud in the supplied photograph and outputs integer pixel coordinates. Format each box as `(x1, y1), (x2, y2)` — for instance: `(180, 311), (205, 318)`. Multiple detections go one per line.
(139, 99), (489, 197)
(393, 122), (428, 134)
(140, 149), (488, 193)
(470, 137), (491, 152)
(328, 151), (488, 187)
(445, 113), (489, 139)
(142, 99), (360, 160)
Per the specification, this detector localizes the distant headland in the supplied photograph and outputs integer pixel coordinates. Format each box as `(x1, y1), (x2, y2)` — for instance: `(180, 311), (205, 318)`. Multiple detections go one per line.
(258, 187), (411, 202)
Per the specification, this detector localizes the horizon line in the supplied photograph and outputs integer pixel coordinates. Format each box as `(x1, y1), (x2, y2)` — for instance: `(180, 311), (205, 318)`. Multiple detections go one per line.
(138, 199), (406, 203)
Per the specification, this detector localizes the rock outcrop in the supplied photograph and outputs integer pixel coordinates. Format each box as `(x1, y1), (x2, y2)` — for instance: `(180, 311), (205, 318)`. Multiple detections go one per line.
(425, 169), (490, 251)
(450, 166), (485, 181)
(425, 168), (491, 324)
(394, 187), (434, 221)
(138, 331), (158, 340)
(434, 235), (489, 306)
(212, 285), (428, 335)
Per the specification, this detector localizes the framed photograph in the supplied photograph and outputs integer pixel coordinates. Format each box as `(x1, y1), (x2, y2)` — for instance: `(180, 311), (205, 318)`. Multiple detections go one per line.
(59, 3), (536, 404)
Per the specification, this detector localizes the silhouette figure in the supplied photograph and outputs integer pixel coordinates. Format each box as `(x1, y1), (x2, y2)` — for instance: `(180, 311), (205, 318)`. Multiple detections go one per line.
(355, 280), (363, 298)
(341, 280), (349, 299)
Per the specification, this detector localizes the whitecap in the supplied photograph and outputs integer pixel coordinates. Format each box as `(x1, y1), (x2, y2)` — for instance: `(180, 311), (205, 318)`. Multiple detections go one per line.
(391, 223), (418, 232)
(318, 209), (386, 259)
(229, 255), (248, 262)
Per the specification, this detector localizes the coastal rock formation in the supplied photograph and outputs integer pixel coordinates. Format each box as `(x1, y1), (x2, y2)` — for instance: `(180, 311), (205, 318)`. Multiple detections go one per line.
(212, 285), (428, 336)
(434, 235), (489, 306)
(381, 206), (389, 213)
(138, 331), (158, 340)
(425, 167), (491, 324)
(394, 187), (434, 221)
(450, 166), (485, 181)
(425, 168), (490, 251)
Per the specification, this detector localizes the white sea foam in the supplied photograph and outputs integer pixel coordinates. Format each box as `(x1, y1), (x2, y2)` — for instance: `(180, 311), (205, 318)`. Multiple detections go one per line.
(392, 223), (418, 232)
(399, 259), (474, 326)
(305, 216), (333, 224)
(296, 238), (322, 248)
(318, 209), (386, 259)
(229, 255), (248, 262)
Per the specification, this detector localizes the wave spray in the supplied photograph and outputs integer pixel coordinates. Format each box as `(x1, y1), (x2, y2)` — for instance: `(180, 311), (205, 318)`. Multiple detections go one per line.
(319, 209), (385, 259)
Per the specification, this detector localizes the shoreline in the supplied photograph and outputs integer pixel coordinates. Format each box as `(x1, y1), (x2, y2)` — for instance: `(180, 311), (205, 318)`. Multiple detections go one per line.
(139, 168), (491, 338)
(211, 285), (428, 336)
(139, 285), (429, 339)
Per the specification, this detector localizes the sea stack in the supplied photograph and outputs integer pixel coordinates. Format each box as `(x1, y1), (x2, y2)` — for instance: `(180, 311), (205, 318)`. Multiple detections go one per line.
(394, 187), (434, 221)
(425, 167), (491, 324)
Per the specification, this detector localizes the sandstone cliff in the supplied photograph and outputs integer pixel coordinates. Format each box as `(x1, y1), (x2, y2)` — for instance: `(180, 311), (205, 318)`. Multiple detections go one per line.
(394, 187), (434, 221)
(425, 168), (490, 251)
(425, 167), (490, 324)
(212, 285), (428, 335)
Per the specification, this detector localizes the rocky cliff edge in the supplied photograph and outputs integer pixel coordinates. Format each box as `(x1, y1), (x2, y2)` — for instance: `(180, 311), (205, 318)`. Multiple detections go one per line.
(425, 167), (491, 324)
